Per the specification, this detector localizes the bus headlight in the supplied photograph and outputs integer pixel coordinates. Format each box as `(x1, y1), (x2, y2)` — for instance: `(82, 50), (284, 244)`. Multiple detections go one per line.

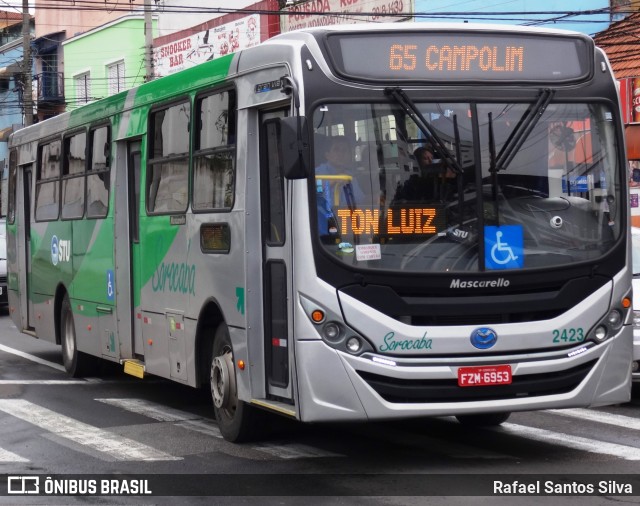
(323, 322), (342, 342)
(586, 291), (632, 344)
(606, 309), (623, 330)
(634, 310), (640, 329)
(346, 337), (362, 353)
(593, 325), (608, 342)
(300, 295), (374, 356)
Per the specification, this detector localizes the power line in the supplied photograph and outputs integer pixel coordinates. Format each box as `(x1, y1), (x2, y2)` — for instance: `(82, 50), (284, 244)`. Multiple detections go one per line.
(17, 1), (634, 18)
(0, 0), (21, 13)
(0, 1), (628, 28)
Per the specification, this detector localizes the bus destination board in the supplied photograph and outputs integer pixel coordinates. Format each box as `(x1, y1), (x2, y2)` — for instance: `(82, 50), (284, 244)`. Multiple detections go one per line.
(325, 31), (592, 83)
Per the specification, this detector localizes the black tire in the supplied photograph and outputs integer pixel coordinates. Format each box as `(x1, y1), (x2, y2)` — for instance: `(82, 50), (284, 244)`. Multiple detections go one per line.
(60, 294), (96, 377)
(455, 412), (511, 427)
(210, 323), (263, 442)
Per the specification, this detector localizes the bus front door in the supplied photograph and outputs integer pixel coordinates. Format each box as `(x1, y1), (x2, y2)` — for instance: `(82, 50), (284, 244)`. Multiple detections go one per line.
(23, 165), (34, 330)
(113, 140), (141, 366)
(260, 111), (293, 403)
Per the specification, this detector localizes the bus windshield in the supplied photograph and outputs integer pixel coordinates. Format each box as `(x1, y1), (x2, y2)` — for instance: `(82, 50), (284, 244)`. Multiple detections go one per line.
(312, 100), (621, 273)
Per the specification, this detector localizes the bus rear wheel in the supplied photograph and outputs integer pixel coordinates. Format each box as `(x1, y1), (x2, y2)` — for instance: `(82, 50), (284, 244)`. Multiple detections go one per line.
(210, 323), (262, 442)
(60, 294), (95, 378)
(455, 412), (511, 427)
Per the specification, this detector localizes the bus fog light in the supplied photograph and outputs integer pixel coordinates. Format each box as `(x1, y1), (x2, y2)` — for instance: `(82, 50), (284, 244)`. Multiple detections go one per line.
(594, 325), (608, 342)
(323, 322), (342, 342)
(606, 310), (622, 330)
(346, 337), (362, 353)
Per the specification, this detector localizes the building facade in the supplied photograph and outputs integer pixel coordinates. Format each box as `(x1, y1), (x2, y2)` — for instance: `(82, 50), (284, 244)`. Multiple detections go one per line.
(62, 15), (156, 110)
(33, 0), (126, 120)
(0, 10), (33, 210)
(30, 0), (624, 118)
(593, 12), (640, 226)
(34, 0), (278, 114)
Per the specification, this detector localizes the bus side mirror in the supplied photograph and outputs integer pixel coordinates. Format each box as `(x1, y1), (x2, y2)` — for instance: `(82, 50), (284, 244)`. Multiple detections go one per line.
(279, 116), (310, 179)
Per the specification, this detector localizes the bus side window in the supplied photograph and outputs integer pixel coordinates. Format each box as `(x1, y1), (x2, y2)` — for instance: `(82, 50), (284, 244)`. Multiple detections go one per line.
(61, 130), (87, 220)
(263, 119), (285, 244)
(193, 89), (236, 211)
(147, 101), (190, 214)
(35, 140), (61, 222)
(87, 125), (111, 218)
(7, 149), (16, 224)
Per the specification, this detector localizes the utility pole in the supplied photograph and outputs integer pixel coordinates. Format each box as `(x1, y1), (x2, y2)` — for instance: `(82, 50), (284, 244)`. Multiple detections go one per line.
(21, 0), (33, 126)
(144, 0), (154, 82)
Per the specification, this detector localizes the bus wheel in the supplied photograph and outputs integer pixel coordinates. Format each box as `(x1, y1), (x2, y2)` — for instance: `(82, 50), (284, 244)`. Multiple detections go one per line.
(455, 412), (511, 427)
(60, 294), (93, 378)
(210, 323), (261, 442)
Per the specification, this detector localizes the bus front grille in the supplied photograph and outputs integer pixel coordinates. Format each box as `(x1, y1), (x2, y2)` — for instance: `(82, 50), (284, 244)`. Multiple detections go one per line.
(356, 360), (596, 403)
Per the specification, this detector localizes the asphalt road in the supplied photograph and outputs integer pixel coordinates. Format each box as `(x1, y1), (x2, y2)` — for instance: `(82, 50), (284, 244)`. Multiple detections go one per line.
(0, 310), (638, 505)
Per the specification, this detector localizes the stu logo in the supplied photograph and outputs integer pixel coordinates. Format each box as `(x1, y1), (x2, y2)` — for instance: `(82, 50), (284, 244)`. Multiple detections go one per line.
(51, 236), (71, 266)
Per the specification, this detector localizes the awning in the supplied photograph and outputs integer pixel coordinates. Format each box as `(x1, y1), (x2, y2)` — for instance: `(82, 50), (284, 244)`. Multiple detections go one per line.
(0, 63), (21, 79)
(0, 126), (13, 142)
(33, 30), (65, 52)
(626, 124), (640, 160)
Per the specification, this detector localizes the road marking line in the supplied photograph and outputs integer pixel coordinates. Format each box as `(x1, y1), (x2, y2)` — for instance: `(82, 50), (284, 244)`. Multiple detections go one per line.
(99, 398), (225, 439)
(251, 443), (343, 459)
(499, 423), (640, 461)
(0, 343), (65, 372)
(96, 398), (200, 422)
(0, 447), (29, 462)
(548, 408), (640, 431)
(98, 398), (226, 439)
(0, 380), (90, 385)
(97, 398), (341, 458)
(0, 399), (181, 461)
(174, 419), (223, 439)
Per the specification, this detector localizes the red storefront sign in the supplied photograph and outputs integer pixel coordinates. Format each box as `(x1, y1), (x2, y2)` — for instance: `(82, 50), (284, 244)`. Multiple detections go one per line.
(632, 76), (640, 123)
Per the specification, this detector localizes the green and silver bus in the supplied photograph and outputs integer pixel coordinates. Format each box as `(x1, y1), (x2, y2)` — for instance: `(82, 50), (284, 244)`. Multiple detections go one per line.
(7, 23), (633, 442)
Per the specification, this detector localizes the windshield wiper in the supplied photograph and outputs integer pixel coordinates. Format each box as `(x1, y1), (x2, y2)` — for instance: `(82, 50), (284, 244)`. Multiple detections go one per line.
(492, 88), (555, 174)
(487, 89), (555, 226)
(488, 111), (500, 226)
(384, 87), (463, 175)
(452, 113), (466, 227)
(386, 87), (470, 229)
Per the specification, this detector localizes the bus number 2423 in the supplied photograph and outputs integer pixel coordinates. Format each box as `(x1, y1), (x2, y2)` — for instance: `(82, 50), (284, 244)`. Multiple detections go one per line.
(552, 328), (585, 343)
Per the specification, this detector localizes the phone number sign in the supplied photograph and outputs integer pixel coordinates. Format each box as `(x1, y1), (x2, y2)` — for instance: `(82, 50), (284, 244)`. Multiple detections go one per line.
(280, 0), (413, 32)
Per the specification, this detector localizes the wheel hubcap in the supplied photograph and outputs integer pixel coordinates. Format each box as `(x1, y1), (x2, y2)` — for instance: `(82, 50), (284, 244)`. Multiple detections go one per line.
(211, 351), (236, 411)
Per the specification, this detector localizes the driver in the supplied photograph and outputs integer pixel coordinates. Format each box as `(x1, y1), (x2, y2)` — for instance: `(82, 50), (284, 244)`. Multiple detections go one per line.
(315, 135), (365, 207)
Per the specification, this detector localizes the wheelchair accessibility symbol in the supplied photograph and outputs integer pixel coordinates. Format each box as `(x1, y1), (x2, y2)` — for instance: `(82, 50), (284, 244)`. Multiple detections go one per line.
(107, 269), (115, 301)
(484, 225), (524, 270)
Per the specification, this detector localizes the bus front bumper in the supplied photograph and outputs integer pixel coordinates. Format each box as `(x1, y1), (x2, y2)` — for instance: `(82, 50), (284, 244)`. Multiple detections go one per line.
(295, 326), (632, 423)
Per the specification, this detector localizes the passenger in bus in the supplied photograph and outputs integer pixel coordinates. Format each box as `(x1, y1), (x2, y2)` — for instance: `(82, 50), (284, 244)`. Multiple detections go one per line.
(315, 135), (365, 208)
(416, 144), (433, 164)
(393, 145), (455, 203)
(316, 189), (338, 239)
(315, 135), (367, 237)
